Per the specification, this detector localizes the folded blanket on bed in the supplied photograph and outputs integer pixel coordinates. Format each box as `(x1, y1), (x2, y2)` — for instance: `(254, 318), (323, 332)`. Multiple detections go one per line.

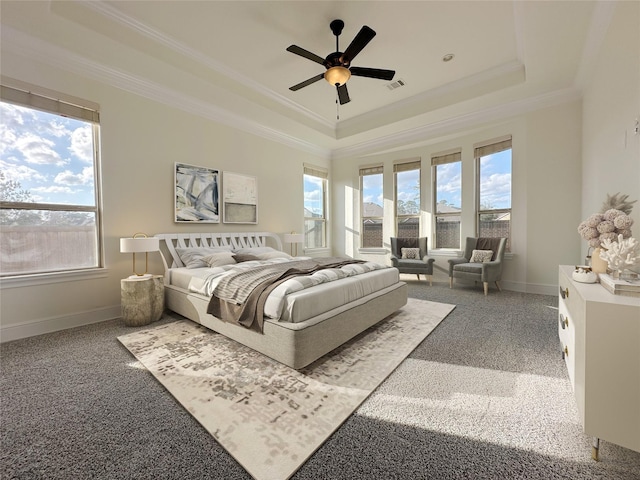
(207, 257), (364, 332)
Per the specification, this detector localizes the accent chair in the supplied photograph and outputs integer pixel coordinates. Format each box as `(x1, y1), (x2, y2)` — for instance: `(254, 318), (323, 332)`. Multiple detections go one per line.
(390, 237), (435, 285)
(448, 237), (507, 295)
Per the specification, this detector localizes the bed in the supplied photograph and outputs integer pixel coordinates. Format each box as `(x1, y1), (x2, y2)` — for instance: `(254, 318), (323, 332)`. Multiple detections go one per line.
(155, 232), (408, 369)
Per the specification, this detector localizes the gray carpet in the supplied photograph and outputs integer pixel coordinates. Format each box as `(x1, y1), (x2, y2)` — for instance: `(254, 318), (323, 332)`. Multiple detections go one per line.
(2, 279), (640, 479)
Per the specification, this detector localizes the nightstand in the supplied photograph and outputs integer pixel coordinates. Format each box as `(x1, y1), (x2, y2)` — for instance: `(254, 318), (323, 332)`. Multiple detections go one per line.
(121, 275), (165, 326)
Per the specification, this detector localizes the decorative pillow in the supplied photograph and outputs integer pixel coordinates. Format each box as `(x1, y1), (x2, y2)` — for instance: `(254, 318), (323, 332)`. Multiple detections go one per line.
(232, 253), (261, 263)
(254, 251), (293, 260)
(202, 251), (237, 268)
(470, 249), (494, 263)
(176, 247), (233, 268)
(401, 247), (421, 259)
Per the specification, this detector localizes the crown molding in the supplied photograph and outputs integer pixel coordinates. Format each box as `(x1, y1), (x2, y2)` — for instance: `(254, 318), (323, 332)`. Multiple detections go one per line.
(78, 0), (335, 132)
(1, 26), (331, 159)
(332, 86), (582, 160)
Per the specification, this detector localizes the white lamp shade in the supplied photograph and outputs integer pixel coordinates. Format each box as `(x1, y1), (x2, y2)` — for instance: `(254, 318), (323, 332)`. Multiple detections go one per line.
(120, 237), (159, 253)
(284, 233), (304, 244)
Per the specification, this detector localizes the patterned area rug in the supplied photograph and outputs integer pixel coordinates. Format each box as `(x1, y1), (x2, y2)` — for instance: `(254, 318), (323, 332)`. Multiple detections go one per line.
(118, 298), (455, 480)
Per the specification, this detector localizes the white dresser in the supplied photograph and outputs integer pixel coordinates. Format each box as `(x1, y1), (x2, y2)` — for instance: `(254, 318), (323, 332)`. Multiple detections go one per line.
(558, 265), (640, 460)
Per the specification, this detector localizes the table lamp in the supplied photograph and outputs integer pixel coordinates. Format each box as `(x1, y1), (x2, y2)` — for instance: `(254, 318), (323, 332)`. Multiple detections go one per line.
(120, 233), (159, 278)
(284, 232), (304, 257)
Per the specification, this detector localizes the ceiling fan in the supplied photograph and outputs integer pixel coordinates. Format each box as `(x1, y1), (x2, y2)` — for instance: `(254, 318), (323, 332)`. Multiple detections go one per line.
(286, 19), (395, 105)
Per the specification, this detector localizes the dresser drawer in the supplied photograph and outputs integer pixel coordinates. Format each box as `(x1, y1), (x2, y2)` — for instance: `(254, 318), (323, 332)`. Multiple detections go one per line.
(558, 300), (575, 387)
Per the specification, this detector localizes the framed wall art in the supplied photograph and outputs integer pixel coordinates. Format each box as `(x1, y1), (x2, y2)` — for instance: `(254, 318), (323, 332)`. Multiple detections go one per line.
(175, 162), (220, 223)
(222, 171), (258, 224)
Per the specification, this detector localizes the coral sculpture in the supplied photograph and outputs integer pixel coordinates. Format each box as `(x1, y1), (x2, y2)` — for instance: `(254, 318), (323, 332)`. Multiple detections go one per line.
(599, 234), (640, 272)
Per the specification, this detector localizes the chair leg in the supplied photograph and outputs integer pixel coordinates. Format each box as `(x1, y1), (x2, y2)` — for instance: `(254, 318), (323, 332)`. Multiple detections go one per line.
(449, 277), (453, 288)
(416, 274), (420, 280)
(495, 281), (502, 292)
(483, 282), (489, 296)
(428, 275), (433, 286)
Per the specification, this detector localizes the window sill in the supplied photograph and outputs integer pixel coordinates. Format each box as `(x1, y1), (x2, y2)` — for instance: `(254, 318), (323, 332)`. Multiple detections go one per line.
(0, 268), (109, 289)
(358, 248), (387, 255)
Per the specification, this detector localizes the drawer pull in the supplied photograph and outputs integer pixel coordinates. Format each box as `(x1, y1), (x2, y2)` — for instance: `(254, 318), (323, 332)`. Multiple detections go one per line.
(564, 345), (569, 358)
(559, 314), (569, 329)
(560, 286), (569, 299)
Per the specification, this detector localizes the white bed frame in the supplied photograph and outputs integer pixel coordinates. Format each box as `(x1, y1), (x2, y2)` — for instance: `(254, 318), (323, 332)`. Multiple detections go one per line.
(155, 232), (408, 369)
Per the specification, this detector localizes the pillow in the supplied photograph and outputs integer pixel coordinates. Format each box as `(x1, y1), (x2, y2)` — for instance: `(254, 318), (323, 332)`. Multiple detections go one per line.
(233, 247), (277, 255)
(202, 251), (236, 268)
(254, 250), (293, 260)
(232, 253), (261, 263)
(470, 249), (493, 263)
(176, 247), (233, 268)
(401, 247), (420, 259)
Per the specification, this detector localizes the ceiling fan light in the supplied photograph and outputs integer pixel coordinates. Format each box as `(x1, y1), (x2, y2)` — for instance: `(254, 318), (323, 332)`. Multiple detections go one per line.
(325, 66), (351, 86)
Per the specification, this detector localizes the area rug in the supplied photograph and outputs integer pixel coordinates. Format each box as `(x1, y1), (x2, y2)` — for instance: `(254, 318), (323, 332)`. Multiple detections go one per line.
(118, 298), (455, 480)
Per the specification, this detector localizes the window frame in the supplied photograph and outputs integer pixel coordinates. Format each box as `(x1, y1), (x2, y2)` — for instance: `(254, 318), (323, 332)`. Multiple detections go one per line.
(393, 160), (421, 238)
(359, 165), (384, 248)
(0, 82), (104, 280)
(432, 151), (462, 249)
(475, 137), (512, 250)
(303, 165), (328, 250)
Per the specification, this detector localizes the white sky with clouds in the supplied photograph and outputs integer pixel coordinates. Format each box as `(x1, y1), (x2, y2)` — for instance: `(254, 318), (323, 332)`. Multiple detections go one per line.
(1, 102), (96, 205)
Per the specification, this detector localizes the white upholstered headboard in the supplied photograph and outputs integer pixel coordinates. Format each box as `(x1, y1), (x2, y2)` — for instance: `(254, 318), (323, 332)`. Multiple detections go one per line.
(155, 232), (283, 270)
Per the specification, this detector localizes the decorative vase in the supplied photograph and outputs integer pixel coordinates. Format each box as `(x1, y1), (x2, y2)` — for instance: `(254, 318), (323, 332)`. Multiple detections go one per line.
(591, 247), (608, 274)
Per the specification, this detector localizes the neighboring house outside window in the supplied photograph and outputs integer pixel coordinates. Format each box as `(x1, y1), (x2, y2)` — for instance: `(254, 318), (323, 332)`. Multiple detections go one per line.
(360, 165), (383, 248)
(0, 84), (102, 277)
(476, 136), (512, 250)
(303, 165), (327, 249)
(394, 159), (420, 239)
(432, 150), (462, 249)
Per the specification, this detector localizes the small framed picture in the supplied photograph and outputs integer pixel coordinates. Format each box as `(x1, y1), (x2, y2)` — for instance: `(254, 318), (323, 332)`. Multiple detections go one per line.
(222, 171), (258, 224)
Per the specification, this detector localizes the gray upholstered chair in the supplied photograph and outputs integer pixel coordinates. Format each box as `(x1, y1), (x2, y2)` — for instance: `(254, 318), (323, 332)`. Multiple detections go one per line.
(390, 237), (435, 285)
(448, 237), (507, 295)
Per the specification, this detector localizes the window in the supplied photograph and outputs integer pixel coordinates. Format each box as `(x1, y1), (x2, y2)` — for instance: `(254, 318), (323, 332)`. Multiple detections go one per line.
(432, 151), (462, 249)
(394, 160), (420, 239)
(476, 137), (512, 249)
(0, 84), (102, 276)
(303, 166), (327, 249)
(360, 165), (383, 248)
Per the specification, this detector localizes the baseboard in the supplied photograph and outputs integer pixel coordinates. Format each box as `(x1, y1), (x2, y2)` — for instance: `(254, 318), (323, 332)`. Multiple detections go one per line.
(0, 305), (121, 343)
(501, 280), (557, 296)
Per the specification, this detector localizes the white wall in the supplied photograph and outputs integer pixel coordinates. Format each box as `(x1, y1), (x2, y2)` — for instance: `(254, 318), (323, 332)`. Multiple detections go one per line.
(0, 51), (328, 341)
(330, 102), (583, 293)
(582, 1), (640, 265)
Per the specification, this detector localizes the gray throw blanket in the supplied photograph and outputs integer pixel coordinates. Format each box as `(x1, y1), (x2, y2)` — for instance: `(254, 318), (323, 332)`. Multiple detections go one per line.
(207, 257), (364, 333)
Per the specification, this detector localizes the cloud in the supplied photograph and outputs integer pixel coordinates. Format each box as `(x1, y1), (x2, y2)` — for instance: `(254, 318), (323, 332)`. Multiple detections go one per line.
(12, 132), (62, 165)
(31, 185), (76, 195)
(480, 173), (511, 207)
(0, 160), (47, 183)
(54, 166), (94, 186)
(68, 126), (93, 163)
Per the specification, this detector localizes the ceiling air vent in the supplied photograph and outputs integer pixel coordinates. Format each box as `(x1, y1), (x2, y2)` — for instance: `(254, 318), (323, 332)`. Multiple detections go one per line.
(386, 79), (406, 91)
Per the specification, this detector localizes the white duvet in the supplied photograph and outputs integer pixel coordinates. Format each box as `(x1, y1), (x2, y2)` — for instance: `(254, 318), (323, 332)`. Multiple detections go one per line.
(169, 257), (399, 323)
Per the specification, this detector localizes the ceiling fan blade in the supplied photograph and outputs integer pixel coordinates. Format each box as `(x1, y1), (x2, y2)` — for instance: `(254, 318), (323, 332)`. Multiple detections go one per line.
(337, 83), (350, 105)
(342, 26), (376, 63)
(289, 73), (325, 91)
(286, 45), (326, 65)
(349, 67), (396, 81)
